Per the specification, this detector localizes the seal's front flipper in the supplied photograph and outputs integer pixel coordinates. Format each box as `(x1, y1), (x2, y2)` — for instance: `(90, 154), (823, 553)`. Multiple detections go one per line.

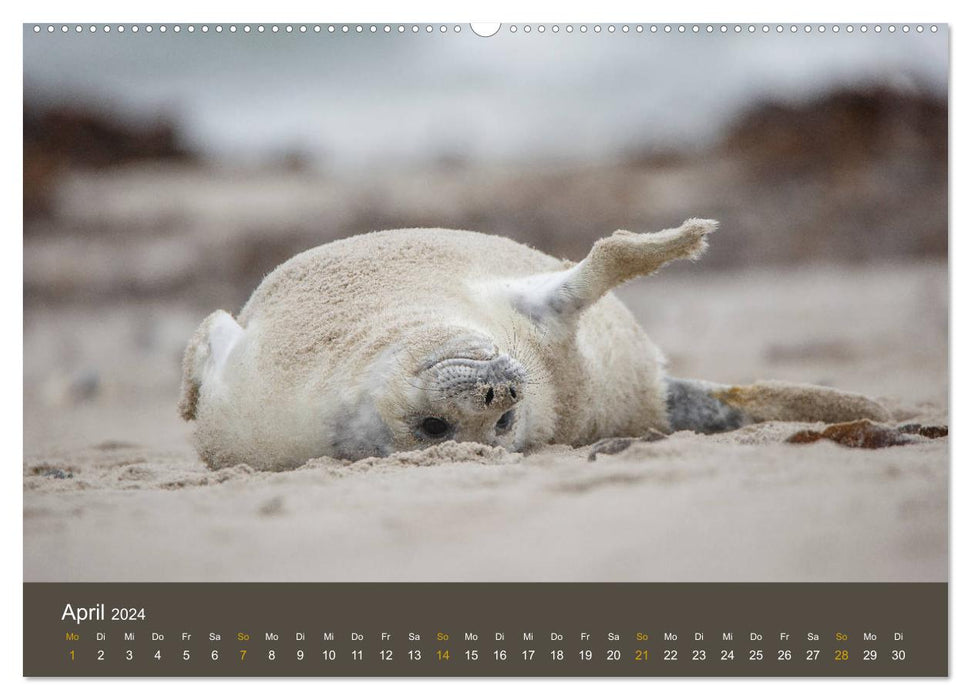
(178, 310), (244, 421)
(666, 377), (891, 434)
(510, 218), (717, 328)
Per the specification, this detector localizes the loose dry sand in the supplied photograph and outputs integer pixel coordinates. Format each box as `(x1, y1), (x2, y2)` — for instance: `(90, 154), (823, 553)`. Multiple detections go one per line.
(23, 262), (948, 582)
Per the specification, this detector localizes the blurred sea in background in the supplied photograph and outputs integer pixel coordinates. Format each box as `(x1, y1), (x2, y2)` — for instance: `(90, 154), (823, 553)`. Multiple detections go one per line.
(24, 26), (947, 166)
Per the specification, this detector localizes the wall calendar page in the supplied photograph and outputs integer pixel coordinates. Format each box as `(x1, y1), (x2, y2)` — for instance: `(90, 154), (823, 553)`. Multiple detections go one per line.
(22, 19), (949, 680)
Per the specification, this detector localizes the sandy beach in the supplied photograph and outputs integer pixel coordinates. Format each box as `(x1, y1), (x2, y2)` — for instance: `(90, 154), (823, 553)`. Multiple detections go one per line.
(23, 260), (948, 582)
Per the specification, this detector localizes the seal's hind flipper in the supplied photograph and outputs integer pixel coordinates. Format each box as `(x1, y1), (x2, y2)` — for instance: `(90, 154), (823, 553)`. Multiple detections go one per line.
(178, 310), (243, 421)
(666, 377), (891, 434)
(509, 218), (717, 328)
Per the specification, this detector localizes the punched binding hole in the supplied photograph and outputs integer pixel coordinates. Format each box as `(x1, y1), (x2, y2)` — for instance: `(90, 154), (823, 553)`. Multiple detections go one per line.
(471, 23), (501, 38)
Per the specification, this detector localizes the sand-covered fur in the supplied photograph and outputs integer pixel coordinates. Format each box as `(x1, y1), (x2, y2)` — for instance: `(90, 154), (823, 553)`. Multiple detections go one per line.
(182, 226), (681, 469)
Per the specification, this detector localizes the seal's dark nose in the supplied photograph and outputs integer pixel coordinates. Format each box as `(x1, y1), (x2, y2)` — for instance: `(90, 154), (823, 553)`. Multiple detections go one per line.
(477, 379), (522, 412)
(474, 354), (525, 412)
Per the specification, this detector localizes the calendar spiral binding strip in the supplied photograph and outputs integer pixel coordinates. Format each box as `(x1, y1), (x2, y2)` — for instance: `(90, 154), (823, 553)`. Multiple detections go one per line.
(27, 23), (943, 36)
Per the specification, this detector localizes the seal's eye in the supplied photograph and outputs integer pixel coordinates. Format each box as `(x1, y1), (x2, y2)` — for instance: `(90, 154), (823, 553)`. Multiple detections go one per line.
(420, 417), (450, 438)
(495, 410), (514, 433)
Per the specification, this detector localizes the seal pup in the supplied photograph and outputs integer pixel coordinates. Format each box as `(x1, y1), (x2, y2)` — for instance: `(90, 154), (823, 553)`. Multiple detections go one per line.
(179, 221), (889, 470)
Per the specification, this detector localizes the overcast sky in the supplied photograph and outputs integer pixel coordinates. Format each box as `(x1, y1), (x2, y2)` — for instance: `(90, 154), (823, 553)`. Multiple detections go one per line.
(23, 24), (949, 169)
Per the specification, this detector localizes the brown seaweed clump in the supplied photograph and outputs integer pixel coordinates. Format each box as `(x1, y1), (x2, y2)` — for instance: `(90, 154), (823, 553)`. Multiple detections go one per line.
(898, 424), (949, 439)
(787, 420), (948, 449)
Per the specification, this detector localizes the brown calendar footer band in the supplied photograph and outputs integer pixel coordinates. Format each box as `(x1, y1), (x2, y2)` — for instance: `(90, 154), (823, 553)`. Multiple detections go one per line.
(24, 582), (947, 677)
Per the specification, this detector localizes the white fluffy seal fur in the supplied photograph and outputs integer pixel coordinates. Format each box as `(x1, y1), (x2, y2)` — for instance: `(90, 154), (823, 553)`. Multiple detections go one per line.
(180, 221), (889, 470)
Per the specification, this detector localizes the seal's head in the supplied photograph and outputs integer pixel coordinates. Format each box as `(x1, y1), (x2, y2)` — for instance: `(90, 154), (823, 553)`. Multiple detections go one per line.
(409, 342), (526, 443)
(338, 326), (535, 460)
